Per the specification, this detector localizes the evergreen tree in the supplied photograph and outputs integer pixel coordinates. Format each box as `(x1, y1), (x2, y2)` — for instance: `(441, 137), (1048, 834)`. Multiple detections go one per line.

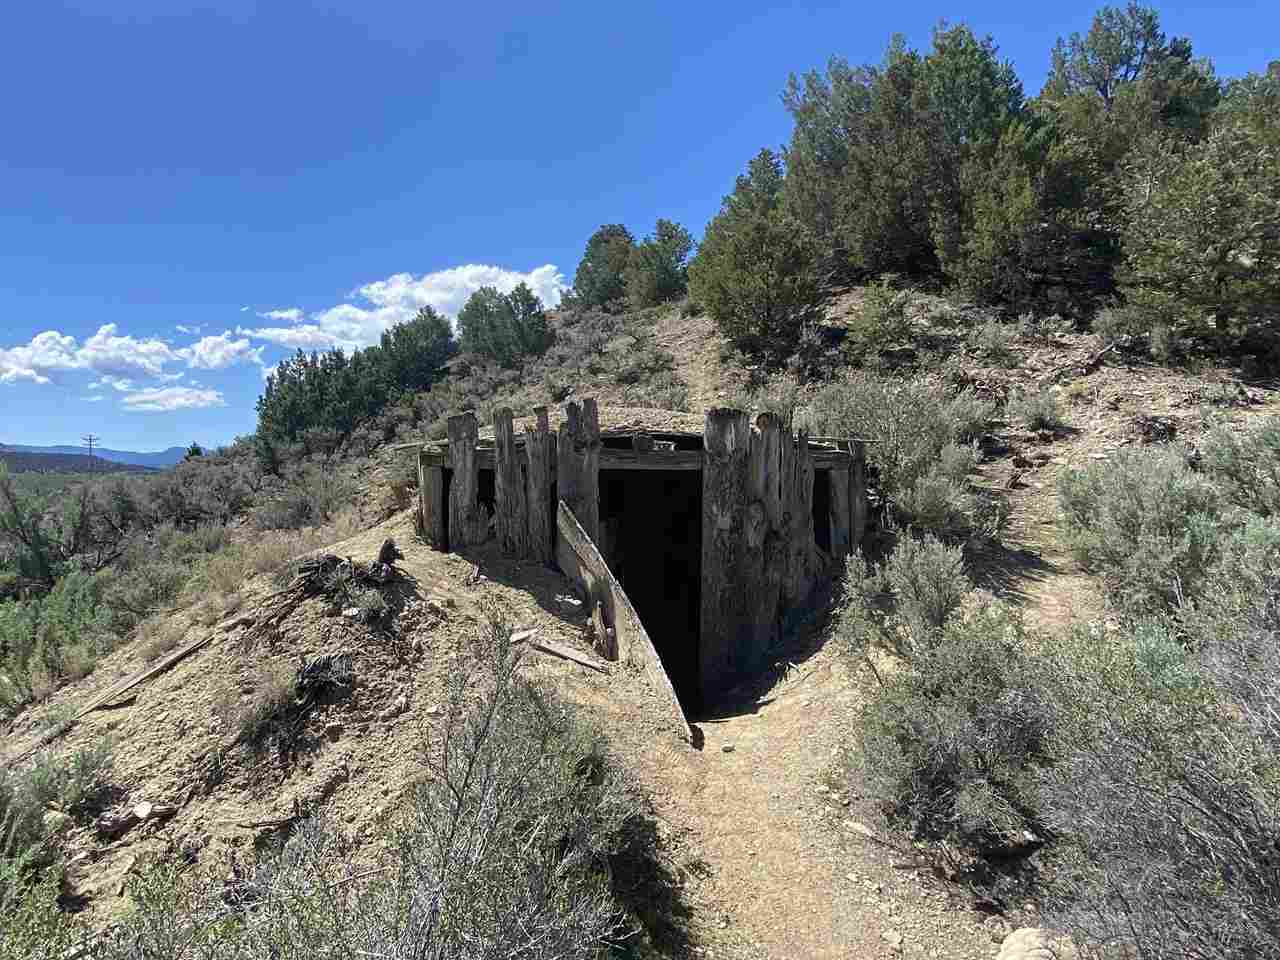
(457, 283), (551, 367)
(571, 224), (635, 308)
(624, 219), (694, 307)
(689, 149), (824, 358)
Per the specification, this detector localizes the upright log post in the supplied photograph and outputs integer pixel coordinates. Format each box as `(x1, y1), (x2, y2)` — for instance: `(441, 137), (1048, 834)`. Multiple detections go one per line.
(525, 406), (554, 565)
(782, 430), (816, 606)
(850, 439), (868, 552)
(418, 450), (445, 550)
(700, 408), (751, 702)
(493, 407), (530, 559)
(447, 413), (487, 547)
(828, 461), (852, 563)
(744, 412), (786, 667)
(556, 398), (601, 543)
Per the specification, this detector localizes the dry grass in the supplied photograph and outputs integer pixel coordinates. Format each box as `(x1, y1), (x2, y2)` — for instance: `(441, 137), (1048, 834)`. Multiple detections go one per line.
(232, 662), (297, 746)
(137, 618), (188, 663)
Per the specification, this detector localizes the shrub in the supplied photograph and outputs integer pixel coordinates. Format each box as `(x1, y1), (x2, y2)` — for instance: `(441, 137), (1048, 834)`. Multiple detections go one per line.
(967, 318), (1018, 366)
(849, 596), (1053, 865)
(232, 662), (298, 749)
(100, 621), (646, 959)
(251, 465), (353, 531)
(803, 374), (996, 537)
(1042, 612), (1280, 959)
(1057, 446), (1227, 616)
(845, 280), (913, 358)
(1008, 389), (1066, 431)
(1198, 415), (1280, 516)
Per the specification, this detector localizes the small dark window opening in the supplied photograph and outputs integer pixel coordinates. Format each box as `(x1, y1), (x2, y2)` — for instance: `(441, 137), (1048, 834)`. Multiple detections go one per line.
(598, 469), (703, 714)
(813, 469), (831, 554)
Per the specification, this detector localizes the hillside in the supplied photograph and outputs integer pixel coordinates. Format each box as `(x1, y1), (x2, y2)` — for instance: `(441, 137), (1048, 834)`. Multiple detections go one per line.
(6, 290), (1276, 959)
(0, 444), (187, 469)
(0, 450), (157, 474)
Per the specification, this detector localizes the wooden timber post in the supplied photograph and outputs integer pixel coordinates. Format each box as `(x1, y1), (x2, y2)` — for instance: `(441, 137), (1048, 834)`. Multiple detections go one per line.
(782, 429), (817, 607)
(744, 412), (786, 668)
(525, 406), (555, 565)
(418, 450), (445, 550)
(850, 439), (868, 552)
(493, 407), (531, 559)
(700, 408), (752, 701)
(828, 457), (852, 563)
(447, 413), (487, 547)
(556, 398), (601, 543)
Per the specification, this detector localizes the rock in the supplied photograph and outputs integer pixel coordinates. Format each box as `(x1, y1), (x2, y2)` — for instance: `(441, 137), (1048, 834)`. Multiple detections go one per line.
(342, 607), (362, 619)
(843, 819), (876, 839)
(995, 927), (1072, 960)
(881, 928), (903, 949)
(721, 742), (735, 753)
(379, 693), (408, 721)
(325, 721), (343, 739)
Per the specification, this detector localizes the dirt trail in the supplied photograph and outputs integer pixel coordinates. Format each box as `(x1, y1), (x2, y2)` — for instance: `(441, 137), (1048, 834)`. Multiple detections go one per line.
(655, 308), (750, 412)
(639, 648), (1004, 960)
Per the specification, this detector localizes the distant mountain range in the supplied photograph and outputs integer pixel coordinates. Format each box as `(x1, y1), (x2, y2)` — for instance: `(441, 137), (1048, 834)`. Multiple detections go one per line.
(0, 443), (188, 469)
(0, 450), (158, 474)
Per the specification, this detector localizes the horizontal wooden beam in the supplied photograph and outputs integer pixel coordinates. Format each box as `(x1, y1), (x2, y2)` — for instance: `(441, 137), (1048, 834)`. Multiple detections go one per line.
(418, 445), (853, 472)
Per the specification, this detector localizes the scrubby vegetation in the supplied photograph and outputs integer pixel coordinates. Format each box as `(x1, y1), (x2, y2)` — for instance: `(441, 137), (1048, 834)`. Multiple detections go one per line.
(7, 622), (674, 960)
(838, 413), (1280, 956)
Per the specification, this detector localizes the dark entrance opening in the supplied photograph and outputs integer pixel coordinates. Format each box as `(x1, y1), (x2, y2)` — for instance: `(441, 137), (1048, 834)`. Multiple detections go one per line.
(812, 468), (831, 554)
(598, 469), (703, 715)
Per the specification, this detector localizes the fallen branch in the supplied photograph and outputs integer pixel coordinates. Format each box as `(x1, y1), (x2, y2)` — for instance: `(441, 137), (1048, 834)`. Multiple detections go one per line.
(528, 637), (611, 674)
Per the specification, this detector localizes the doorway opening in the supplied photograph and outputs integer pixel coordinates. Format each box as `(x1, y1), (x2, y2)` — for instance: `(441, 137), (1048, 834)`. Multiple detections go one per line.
(598, 469), (703, 714)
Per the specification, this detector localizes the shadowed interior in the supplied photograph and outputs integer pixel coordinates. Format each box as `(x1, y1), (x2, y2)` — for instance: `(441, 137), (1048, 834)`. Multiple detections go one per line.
(598, 468), (703, 714)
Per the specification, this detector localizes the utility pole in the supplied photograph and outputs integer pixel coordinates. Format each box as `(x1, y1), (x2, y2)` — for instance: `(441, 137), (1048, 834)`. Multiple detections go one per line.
(83, 434), (98, 473)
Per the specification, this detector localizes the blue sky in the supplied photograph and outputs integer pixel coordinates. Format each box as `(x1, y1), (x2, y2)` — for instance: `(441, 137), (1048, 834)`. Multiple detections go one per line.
(1, 1), (1273, 450)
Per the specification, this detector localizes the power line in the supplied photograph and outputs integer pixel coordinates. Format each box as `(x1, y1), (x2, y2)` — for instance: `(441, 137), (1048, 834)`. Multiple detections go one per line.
(83, 434), (98, 473)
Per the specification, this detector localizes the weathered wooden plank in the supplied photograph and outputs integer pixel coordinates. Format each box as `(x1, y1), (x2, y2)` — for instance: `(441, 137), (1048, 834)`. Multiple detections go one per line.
(743, 412), (786, 672)
(850, 439), (868, 552)
(493, 407), (530, 559)
(556, 501), (693, 741)
(418, 454), (445, 550)
(700, 408), (752, 702)
(529, 636), (611, 674)
(422, 446), (782, 471)
(782, 429), (817, 607)
(447, 413), (487, 547)
(828, 463), (852, 562)
(525, 406), (554, 566)
(556, 398), (601, 542)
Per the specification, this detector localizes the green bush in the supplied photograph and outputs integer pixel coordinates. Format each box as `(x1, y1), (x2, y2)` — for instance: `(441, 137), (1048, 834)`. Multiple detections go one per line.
(1058, 446), (1226, 616)
(1198, 415), (1280, 516)
(803, 374), (996, 537)
(1042, 607), (1280, 958)
(845, 280), (913, 358)
(1008, 389), (1065, 430)
(848, 593), (1053, 862)
(966, 318), (1018, 366)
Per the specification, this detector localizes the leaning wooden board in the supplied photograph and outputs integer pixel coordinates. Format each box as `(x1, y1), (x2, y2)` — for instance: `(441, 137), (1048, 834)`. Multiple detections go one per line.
(555, 500), (694, 742)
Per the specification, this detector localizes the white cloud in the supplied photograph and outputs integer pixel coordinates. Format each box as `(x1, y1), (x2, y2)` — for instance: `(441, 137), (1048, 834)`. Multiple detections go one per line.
(257, 307), (303, 323)
(180, 331), (264, 370)
(175, 324), (204, 335)
(121, 386), (225, 413)
(84, 394), (104, 403)
(260, 362), (279, 381)
(0, 330), (82, 383)
(243, 263), (566, 353)
(88, 375), (136, 393)
(79, 324), (179, 378)
(239, 306), (250, 312)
